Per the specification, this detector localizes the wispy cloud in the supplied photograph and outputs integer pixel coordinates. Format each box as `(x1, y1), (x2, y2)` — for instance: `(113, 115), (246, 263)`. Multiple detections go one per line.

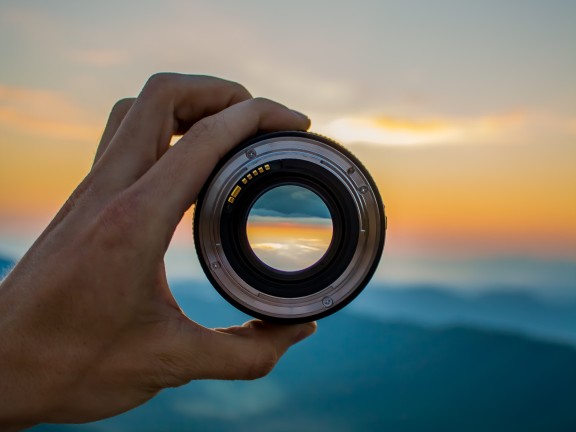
(173, 380), (285, 421)
(0, 84), (100, 142)
(246, 221), (333, 271)
(318, 112), (533, 146)
(321, 116), (459, 146)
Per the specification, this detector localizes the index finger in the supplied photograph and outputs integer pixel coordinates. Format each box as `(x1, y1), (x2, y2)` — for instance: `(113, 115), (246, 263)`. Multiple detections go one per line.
(93, 74), (253, 190)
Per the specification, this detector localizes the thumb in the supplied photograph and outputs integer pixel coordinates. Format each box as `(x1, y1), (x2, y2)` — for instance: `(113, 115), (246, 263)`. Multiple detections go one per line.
(159, 319), (317, 385)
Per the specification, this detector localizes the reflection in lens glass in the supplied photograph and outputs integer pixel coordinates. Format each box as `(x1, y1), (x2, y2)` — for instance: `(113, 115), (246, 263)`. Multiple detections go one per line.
(246, 185), (333, 272)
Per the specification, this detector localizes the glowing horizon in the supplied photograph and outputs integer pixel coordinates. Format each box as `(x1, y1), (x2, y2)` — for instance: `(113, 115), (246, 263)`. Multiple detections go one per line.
(1, 0), (575, 274)
(246, 222), (333, 272)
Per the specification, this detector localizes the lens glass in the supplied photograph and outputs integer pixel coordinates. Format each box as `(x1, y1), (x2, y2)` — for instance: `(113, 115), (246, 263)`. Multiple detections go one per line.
(246, 185), (333, 272)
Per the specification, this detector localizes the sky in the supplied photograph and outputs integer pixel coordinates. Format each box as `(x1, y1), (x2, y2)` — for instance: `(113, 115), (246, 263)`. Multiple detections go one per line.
(247, 185), (333, 271)
(0, 0), (575, 297)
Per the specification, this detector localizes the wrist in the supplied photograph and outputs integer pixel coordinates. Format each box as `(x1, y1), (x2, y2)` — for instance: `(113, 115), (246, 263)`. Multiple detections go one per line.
(0, 275), (55, 428)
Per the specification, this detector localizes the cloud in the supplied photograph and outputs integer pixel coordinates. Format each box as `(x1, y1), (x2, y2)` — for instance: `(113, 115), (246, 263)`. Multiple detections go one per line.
(0, 84), (101, 142)
(250, 237), (331, 271)
(317, 112), (536, 146)
(321, 116), (460, 146)
(172, 380), (285, 421)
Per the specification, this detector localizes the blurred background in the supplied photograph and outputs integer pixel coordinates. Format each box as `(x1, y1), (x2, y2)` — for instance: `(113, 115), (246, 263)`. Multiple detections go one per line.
(1, 0), (575, 430)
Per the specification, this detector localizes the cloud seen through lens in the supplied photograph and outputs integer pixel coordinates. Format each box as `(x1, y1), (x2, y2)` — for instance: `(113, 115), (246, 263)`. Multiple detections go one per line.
(246, 185), (333, 272)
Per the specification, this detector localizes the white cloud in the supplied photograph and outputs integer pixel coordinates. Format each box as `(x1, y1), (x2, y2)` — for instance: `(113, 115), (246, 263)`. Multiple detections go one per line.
(314, 111), (555, 146)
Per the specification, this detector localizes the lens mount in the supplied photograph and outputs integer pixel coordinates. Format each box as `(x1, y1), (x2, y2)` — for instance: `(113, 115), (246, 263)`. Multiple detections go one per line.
(194, 131), (386, 322)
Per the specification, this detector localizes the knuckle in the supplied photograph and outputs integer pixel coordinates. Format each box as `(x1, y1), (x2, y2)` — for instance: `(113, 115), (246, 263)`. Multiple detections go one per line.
(226, 80), (252, 99)
(199, 75), (250, 96)
(189, 115), (220, 140)
(60, 178), (91, 215)
(59, 192), (81, 220)
(142, 72), (179, 98)
(242, 344), (279, 380)
(148, 321), (202, 389)
(147, 72), (178, 86)
(95, 192), (142, 248)
(188, 115), (233, 161)
(151, 351), (191, 389)
(247, 97), (279, 115)
(110, 98), (135, 117)
(250, 96), (274, 108)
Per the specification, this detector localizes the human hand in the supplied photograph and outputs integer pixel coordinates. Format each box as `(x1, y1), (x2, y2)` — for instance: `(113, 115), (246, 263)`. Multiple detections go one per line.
(0, 73), (316, 429)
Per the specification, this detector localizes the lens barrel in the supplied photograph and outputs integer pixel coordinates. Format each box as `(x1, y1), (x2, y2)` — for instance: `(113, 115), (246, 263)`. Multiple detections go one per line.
(194, 131), (386, 322)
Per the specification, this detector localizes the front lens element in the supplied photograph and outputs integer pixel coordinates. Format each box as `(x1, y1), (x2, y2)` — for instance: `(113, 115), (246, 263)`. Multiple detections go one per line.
(246, 185), (333, 272)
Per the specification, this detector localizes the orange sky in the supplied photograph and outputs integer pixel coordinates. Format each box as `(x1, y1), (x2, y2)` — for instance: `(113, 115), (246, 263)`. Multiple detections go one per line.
(246, 222), (333, 271)
(1, 98), (575, 261)
(1, 1), (575, 272)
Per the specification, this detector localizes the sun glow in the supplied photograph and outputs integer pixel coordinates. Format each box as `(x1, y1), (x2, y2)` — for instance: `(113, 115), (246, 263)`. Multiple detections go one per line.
(246, 222), (333, 272)
(322, 117), (461, 146)
(320, 112), (532, 147)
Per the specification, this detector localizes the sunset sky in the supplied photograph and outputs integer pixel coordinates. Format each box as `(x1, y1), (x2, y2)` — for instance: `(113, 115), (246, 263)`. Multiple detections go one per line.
(246, 185), (333, 272)
(0, 0), (574, 298)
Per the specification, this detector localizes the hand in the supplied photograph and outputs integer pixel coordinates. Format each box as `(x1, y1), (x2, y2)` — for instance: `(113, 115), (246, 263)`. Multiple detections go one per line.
(0, 73), (316, 429)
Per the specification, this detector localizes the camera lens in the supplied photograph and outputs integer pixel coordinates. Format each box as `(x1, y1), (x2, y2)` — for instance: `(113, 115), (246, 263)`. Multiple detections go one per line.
(193, 131), (386, 322)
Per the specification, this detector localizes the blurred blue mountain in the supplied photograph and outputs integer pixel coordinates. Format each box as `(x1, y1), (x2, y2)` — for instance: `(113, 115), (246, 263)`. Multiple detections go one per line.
(348, 284), (576, 346)
(0, 254), (14, 279)
(33, 278), (576, 432)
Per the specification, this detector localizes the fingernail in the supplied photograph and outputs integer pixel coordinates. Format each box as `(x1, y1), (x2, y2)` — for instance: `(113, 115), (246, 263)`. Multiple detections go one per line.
(292, 322), (317, 344)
